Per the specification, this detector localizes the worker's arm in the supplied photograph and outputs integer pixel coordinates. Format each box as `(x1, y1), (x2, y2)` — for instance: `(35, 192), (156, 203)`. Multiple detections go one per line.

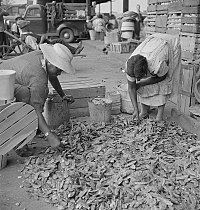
(49, 75), (65, 97)
(127, 79), (140, 121)
(35, 109), (62, 149)
(136, 74), (167, 90)
(48, 75), (74, 103)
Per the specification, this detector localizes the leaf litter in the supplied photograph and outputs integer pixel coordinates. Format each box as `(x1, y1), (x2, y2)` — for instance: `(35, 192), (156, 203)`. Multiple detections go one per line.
(21, 116), (200, 210)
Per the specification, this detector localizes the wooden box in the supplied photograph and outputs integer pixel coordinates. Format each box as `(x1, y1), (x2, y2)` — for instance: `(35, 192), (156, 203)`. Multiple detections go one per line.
(167, 12), (182, 33)
(129, 39), (141, 53)
(146, 12), (157, 32)
(178, 61), (199, 115)
(147, 0), (158, 12)
(104, 30), (119, 45)
(183, 0), (200, 7)
(181, 6), (200, 33)
(168, 1), (183, 13)
(157, 0), (172, 11)
(46, 79), (106, 121)
(110, 42), (130, 53)
(181, 32), (200, 61)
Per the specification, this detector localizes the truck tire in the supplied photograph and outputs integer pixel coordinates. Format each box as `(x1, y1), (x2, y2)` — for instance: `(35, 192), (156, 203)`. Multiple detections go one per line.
(60, 28), (74, 43)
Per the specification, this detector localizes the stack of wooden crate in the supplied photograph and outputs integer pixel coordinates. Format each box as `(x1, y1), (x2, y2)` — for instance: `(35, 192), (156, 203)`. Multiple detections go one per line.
(146, 0), (157, 36)
(167, 1), (182, 34)
(156, 0), (171, 33)
(180, 0), (200, 61)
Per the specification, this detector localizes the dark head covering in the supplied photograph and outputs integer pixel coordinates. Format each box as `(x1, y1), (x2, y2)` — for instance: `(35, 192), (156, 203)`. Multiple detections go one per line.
(127, 54), (148, 79)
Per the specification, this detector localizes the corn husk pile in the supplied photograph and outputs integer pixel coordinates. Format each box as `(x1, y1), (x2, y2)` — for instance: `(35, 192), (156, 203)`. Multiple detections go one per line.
(22, 116), (200, 210)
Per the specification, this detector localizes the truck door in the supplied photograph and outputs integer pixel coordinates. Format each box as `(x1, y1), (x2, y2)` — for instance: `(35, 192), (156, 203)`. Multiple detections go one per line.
(24, 5), (47, 35)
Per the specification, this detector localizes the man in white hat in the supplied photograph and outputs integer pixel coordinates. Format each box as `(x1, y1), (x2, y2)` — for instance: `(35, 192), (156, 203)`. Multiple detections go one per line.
(0, 43), (75, 153)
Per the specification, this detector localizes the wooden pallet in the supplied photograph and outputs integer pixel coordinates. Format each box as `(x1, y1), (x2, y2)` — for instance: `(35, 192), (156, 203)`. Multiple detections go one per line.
(0, 102), (38, 156)
(178, 61), (199, 115)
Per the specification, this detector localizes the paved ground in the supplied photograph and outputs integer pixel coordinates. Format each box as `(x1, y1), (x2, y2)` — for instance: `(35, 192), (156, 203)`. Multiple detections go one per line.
(0, 40), (177, 210)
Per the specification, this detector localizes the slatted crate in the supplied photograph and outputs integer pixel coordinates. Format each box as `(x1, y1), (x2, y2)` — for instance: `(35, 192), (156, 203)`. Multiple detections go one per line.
(183, 0), (200, 7)
(147, 0), (158, 12)
(181, 6), (200, 33)
(145, 12), (157, 33)
(178, 61), (199, 115)
(157, 0), (172, 11)
(155, 11), (168, 33)
(167, 11), (182, 34)
(46, 79), (106, 121)
(110, 42), (130, 54)
(180, 32), (200, 61)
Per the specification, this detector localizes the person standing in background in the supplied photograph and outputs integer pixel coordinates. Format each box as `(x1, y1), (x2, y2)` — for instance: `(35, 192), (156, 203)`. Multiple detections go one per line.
(0, 7), (9, 58)
(134, 4), (144, 40)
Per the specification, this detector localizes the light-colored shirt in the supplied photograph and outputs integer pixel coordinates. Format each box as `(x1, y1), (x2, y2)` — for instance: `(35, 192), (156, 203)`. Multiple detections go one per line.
(0, 51), (48, 112)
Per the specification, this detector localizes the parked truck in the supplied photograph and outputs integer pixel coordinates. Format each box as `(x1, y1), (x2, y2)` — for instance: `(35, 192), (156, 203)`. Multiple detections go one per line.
(23, 2), (88, 42)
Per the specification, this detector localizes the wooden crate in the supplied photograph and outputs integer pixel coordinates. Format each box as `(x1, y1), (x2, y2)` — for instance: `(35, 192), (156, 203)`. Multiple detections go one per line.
(168, 1), (183, 13)
(178, 61), (199, 115)
(47, 79), (106, 119)
(146, 12), (157, 32)
(180, 32), (200, 52)
(180, 32), (200, 61)
(157, 0), (172, 11)
(155, 12), (168, 33)
(147, 0), (157, 12)
(129, 39), (141, 53)
(167, 12), (182, 33)
(183, 0), (200, 7)
(110, 42), (130, 53)
(181, 6), (200, 33)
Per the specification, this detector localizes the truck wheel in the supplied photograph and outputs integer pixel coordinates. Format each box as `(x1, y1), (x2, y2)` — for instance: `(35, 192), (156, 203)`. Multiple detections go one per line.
(60, 28), (74, 43)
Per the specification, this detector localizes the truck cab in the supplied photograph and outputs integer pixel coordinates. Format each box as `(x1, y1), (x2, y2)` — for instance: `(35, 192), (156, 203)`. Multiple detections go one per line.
(24, 3), (87, 42)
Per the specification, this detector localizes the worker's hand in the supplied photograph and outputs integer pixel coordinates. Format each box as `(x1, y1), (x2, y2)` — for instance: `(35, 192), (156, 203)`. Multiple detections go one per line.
(47, 132), (63, 152)
(62, 95), (75, 104)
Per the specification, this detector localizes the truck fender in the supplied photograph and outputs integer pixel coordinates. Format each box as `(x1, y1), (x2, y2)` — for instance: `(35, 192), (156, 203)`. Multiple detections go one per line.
(56, 23), (79, 37)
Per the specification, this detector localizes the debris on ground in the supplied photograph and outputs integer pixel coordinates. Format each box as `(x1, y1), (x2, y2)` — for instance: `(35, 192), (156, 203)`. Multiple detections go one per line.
(21, 116), (200, 210)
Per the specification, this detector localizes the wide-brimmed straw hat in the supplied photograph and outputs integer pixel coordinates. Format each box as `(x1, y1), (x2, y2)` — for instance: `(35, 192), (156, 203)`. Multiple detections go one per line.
(17, 20), (30, 29)
(39, 43), (75, 74)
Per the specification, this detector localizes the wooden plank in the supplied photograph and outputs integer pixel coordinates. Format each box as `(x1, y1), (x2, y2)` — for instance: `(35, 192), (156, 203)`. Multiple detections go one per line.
(0, 154), (7, 170)
(48, 86), (105, 101)
(16, 131), (37, 150)
(182, 6), (200, 14)
(148, 0), (157, 4)
(0, 110), (37, 146)
(183, 0), (200, 7)
(0, 104), (36, 134)
(0, 102), (25, 123)
(156, 27), (167, 33)
(156, 15), (168, 27)
(157, 0), (171, 3)
(0, 120), (37, 156)
(70, 107), (89, 118)
(171, 108), (200, 138)
(168, 1), (183, 12)
(182, 16), (200, 24)
(181, 25), (200, 33)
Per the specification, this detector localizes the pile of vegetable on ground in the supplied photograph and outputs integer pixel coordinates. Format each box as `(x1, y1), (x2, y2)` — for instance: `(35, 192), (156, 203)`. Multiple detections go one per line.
(21, 116), (200, 210)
